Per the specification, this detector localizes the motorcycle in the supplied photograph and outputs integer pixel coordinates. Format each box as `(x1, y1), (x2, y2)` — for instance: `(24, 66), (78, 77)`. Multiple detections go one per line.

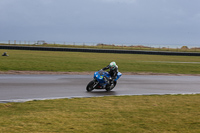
(86, 70), (122, 92)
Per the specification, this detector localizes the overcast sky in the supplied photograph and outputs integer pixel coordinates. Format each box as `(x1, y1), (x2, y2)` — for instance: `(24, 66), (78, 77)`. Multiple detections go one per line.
(0, 0), (200, 46)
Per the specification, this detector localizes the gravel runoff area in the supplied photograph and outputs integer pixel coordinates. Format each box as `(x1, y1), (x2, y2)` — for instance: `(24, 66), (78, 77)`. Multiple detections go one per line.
(0, 70), (200, 76)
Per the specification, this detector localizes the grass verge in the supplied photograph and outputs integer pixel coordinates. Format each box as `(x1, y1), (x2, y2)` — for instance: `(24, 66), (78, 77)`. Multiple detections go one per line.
(0, 95), (200, 133)
(0, 49), (200, 74)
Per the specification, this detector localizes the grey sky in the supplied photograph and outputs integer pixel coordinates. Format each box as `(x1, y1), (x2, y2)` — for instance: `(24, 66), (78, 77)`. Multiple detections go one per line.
(0, 0), (200, 46)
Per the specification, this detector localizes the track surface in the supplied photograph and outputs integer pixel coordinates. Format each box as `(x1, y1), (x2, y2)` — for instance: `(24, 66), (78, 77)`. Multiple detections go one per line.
(0, 75), (200, 103)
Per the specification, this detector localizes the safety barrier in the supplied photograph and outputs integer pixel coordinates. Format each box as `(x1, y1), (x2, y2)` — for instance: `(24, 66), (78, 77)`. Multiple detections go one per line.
(0, 45), (200, 56)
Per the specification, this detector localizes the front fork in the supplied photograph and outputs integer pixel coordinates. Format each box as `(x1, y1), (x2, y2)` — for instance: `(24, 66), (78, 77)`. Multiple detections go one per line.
(92, 79), (99, 88)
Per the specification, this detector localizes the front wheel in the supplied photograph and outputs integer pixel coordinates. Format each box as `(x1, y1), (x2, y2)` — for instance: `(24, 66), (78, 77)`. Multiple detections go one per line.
(86, 81), (95, 92)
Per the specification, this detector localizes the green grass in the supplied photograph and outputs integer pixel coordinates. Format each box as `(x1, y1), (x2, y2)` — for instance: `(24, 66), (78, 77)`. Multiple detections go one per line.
(0, 49), (200, 74)
(0, 95), (200, 133)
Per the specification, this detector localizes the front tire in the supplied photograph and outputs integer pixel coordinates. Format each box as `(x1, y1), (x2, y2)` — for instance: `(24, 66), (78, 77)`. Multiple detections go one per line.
(86, 81), (95, 92)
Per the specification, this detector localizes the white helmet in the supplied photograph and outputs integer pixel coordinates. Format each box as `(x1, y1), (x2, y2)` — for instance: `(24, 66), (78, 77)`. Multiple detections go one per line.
(109, 61), (117, 70)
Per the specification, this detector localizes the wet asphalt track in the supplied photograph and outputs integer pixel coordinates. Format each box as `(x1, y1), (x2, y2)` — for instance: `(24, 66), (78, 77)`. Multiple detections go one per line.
(0, 74), (200, 103)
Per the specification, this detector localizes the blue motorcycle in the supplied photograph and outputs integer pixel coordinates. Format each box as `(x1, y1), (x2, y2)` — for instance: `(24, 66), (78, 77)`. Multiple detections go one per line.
(86, 70), (122, 92)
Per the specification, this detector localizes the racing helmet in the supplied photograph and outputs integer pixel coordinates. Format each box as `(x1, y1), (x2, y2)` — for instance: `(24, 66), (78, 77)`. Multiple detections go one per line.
(109, 61), (116, 70)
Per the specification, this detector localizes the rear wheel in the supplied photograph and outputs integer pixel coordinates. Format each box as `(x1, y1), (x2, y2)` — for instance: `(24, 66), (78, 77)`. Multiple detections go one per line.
(106, 81), (117, 91)
(86, 81), (95, 92)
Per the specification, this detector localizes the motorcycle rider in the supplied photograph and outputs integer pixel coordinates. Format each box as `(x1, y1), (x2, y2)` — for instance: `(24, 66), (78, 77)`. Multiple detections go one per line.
(102, 61), (118, 86)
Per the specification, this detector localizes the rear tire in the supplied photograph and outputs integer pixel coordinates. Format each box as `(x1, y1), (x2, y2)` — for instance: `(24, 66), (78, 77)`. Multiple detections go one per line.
(106, 81), (117, 91)
(86, 81), (95, 92)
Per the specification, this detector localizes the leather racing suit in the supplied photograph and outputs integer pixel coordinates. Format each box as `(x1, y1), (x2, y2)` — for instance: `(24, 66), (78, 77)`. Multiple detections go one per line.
(102, 65), (118, 84)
